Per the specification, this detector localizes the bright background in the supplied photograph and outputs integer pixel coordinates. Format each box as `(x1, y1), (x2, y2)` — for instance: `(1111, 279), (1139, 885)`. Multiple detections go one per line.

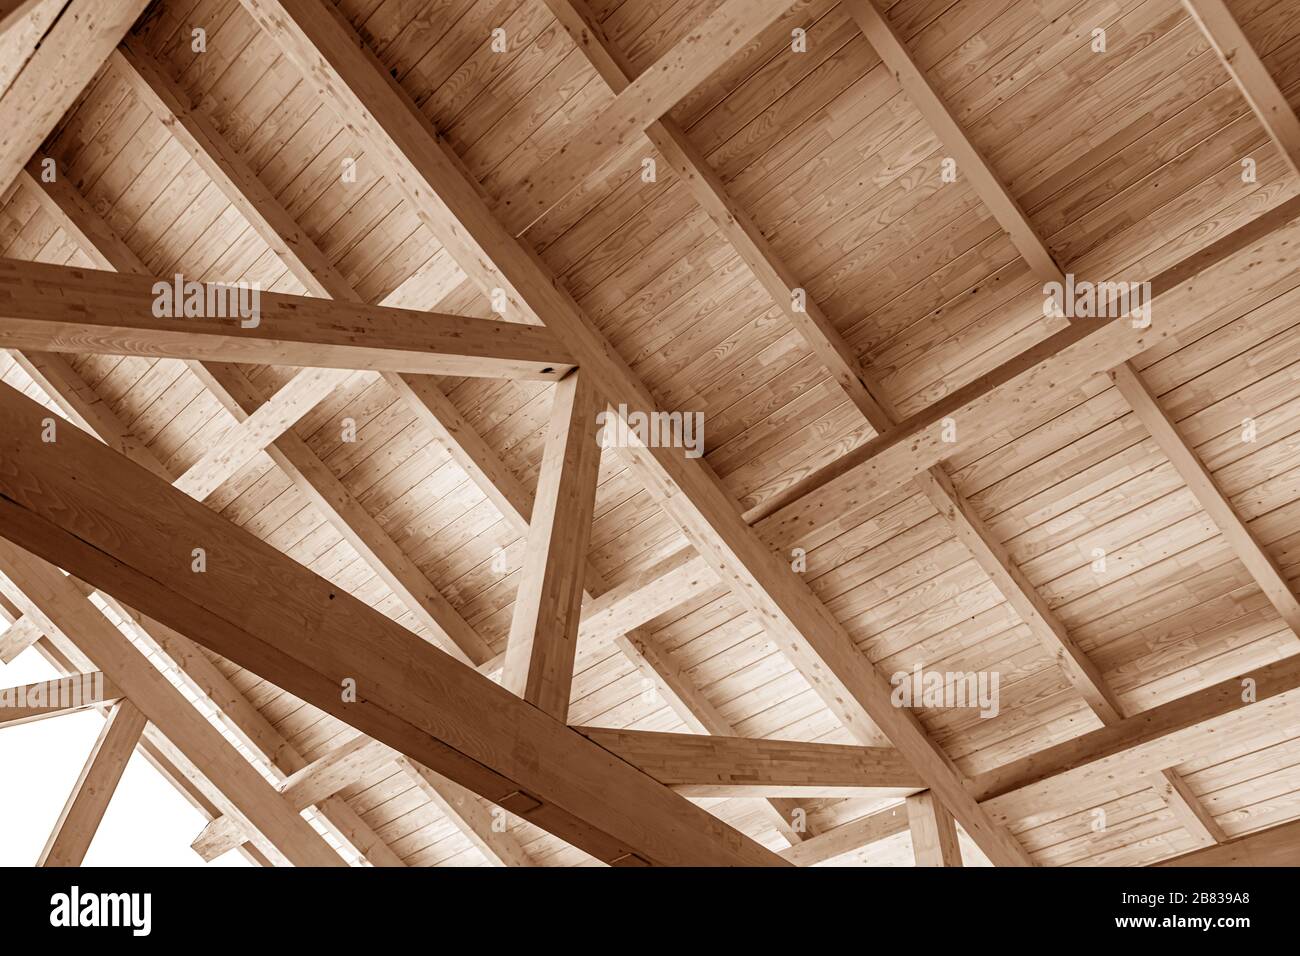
(0, 645), (250, 866)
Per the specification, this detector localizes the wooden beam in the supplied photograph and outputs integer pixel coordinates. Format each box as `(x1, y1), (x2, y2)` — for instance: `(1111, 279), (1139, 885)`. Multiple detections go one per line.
(239, 0), (1037, 867)
(842, 0), (1059, 277)
(499, 0), (797, 235)
(779, 803), (910, 865)
(28, 634), (277, 867)
(1182, 0), (1300, 178)
(19, 167), (493, 667)
(0, 258), (573, 379)
(0, 0), (150, 195)
(0, 612), (41, 663)
(195, 736), (396, 863)
(542, 0), (892, 425)
(1148, 769), (1227, 847)
(1109, 363), (1300, 636)
(0, 380), (784, 866)
(0, 671), (119, 728)
(0, 543), (345, 866)
(972, 652), (1300, 817)
(38, 700), (147, 866)
(578, 727), (923, 798)
(752, 187), (1300, 521)
(1155, 818), (1300, 866)
(906, 790), (963, 866)
(914, 468), (1123, 723)
(397, 757), (536, 867)
(502, 372), (603, 720)
(0, 0), (43, 36)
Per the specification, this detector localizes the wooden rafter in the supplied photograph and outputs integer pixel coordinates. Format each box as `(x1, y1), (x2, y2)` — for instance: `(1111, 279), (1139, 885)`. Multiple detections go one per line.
(38, 700), (147, 867)
(236, 0), (1033, 868)
(0, 672), (120, 729)
(0, 0), (150, 195)
(905, 791), (962, 867)
(577, 727), (923, 798)
(1155, 818), (1300, 866)
(502, 371), (603, 720)
(500, 0), (799, 235)
(1182, 0), (1300, 177)
(779, 803), (909, 865)
(0, 257), (574, 379)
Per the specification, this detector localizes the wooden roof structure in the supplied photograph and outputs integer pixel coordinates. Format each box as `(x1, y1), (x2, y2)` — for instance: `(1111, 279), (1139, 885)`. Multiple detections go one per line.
(2, 0), (1300, 868)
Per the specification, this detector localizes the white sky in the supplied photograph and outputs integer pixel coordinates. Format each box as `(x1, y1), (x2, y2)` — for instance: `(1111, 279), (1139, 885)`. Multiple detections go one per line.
(0, 645), (250, 867)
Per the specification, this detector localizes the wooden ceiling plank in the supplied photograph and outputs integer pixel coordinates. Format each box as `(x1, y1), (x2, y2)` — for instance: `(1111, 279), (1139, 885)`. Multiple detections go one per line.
(1155, 818), (1300, 866)
(236, 0), (1033, 867)
(1182, 0), (1300, 178)
(0, 382), (786, 866)
(906, 790), (963, 867)
(37, 699), (147, 866)
(502, 372), (603, 721)
(0, 671), (120, 729)
(577, 727), (924, 797)
(500, 0), (798, 235)
(0, 0), (151, 195)
(1109, 353), (1300, 637)
(0, 257), (574, 379)
(1148, 768), (1227, 847)
(0, 544), (346, 866)
(778, 803), (909, 865)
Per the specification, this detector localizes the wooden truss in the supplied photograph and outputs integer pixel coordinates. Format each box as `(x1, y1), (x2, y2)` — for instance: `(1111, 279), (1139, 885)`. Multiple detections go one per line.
(2, 0), (1300, 869)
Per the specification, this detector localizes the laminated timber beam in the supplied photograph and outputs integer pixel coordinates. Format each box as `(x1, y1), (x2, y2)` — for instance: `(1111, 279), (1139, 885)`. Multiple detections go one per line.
(0, 258), (574, 380)
(577, 728), (924, 798)
(779, 803), (910, 865)
(0, 0), (150, 195)
(0, 613), (42, 663)
(0, 672), (120, 729)
(0, 0), (43, 36)
(499, 0), (801, 236)
(38, 700), (147, 867)
(502, 371), (603, 720)
(971, 651), (1300, 821)
(1181, 0), (1300, 178)
(906, 791), (963, 867)
(1154, 818), (1300, 866)
(0, 382), (785, 867)
(0, 542), (346, 867)
(236, 0), (1036, 867)
(16, 165), (493, 667)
